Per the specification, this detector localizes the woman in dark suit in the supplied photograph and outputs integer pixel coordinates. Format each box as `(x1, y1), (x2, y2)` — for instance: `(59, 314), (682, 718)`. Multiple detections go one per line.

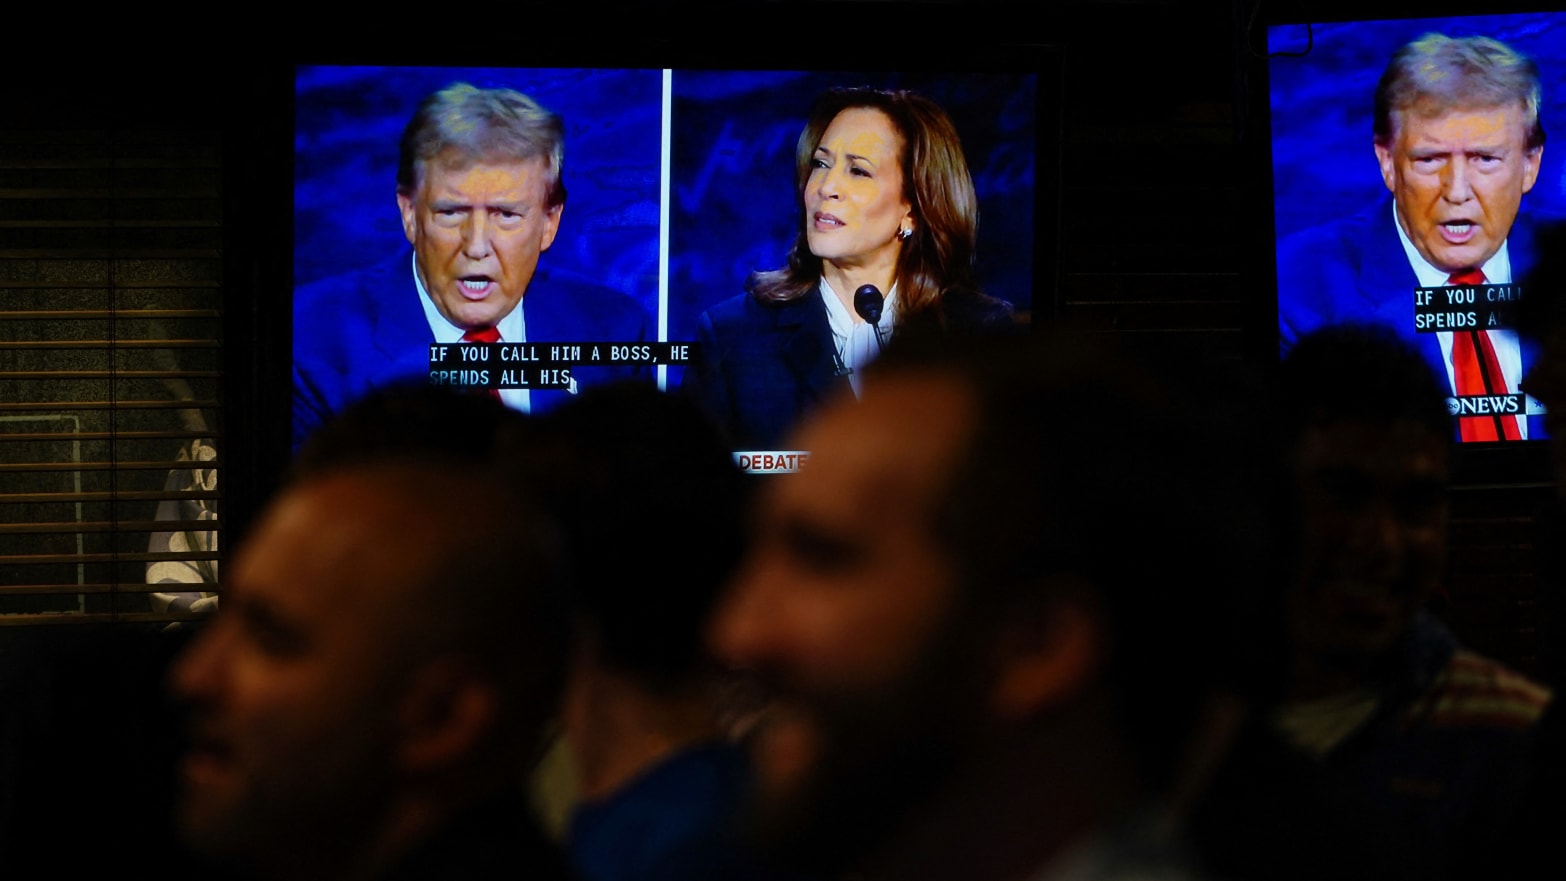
(684, 86), (1014, 450)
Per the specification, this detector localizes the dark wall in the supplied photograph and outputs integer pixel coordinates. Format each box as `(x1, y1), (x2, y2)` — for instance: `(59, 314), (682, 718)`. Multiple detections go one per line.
(3, 1), (1557, 679)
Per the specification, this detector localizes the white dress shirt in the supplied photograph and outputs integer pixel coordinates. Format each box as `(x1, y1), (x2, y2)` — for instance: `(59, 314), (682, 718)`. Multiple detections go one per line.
(820, 276), (899, 398)
(1392, 203), (1527, 438)
(413, 253), (531, 413)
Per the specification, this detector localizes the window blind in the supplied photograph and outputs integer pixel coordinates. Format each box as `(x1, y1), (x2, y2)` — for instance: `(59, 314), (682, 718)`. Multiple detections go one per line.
(0, 126), (223, 626)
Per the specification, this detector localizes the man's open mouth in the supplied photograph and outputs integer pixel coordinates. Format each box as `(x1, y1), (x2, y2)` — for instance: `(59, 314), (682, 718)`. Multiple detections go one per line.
(459, 276), (494, 299)
(1440, 221), (1477, 243)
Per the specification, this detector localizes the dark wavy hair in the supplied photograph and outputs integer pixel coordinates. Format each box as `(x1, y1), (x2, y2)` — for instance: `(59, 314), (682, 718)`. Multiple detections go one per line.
(748, 87), (982, 319)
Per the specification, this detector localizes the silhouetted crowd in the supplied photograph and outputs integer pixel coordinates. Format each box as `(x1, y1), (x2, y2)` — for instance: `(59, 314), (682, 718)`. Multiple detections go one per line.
(4, 296), (1566, 881)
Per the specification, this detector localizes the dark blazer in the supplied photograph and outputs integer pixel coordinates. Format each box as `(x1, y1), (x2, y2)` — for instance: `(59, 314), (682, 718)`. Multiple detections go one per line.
(294, 250), (650, 449)
(1277, 197), (1546, 438)
(684, 287), (1014, 450)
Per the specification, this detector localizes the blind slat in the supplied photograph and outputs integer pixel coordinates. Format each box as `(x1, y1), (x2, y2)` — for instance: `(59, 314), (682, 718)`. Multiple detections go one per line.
(3, 551), (223, 566)
(0, 249), (222, 259)
(0, 583), (216, 596)
(0, 400), (220, 412)
(0, 611), (212, 627)
(0, 430), (216, 441)
(1, 489), (220, 503)
(0, 220), (222, 228)
(0, 519), (219, 535)
(0, 370), (221, 380)
(0, 340), (219, 349)
(0, 460), (222, 473)
(0, 309), (220, 320)
(0, 279), (217, 290)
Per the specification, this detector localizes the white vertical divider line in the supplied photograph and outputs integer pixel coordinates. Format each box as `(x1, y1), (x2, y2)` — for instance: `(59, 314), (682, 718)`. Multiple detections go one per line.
(658, 67), (673, 391)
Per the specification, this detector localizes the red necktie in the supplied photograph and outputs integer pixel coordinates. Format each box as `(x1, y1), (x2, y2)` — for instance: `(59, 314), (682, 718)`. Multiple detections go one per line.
(1447, 269), (1519, 441)
(460, 326), (502, 401)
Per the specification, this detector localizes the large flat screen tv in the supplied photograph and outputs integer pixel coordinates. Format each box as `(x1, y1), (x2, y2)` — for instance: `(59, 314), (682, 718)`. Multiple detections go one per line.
(292, 60), (1053, 472)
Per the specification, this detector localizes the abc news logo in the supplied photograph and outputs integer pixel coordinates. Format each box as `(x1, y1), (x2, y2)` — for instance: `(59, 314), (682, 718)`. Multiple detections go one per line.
(1447, 394), (1524, 416)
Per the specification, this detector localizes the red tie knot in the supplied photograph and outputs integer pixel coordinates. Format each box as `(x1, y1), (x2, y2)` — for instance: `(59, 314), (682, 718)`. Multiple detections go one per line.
(462, 325), (501, 344)
(1447, 268), (1487, 287)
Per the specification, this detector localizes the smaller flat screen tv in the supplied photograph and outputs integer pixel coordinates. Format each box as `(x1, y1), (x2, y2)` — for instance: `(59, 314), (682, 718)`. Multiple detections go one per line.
(1268, 11), (1566, 445)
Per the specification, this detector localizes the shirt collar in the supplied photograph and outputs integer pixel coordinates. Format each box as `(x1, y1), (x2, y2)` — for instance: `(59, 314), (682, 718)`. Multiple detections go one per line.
(1392, 200), (1512, 286)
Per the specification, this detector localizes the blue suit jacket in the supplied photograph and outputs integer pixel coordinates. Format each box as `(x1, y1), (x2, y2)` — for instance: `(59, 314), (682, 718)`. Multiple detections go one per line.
(1277, 197), (1546, 439)
(294, 251), (650, 449)
(683, 291), (846, 451)
(683, 288), (1015, 450)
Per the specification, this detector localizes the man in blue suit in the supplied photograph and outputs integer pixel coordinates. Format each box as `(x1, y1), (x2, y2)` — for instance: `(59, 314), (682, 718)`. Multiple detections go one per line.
(294, 83), (648, 449)
(1278, 34), (1547, 441)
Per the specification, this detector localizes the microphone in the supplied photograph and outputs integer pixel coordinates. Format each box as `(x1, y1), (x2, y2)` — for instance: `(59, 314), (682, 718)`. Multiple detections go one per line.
(854, 284), (888, 352)
(853, 284), (883, 324)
